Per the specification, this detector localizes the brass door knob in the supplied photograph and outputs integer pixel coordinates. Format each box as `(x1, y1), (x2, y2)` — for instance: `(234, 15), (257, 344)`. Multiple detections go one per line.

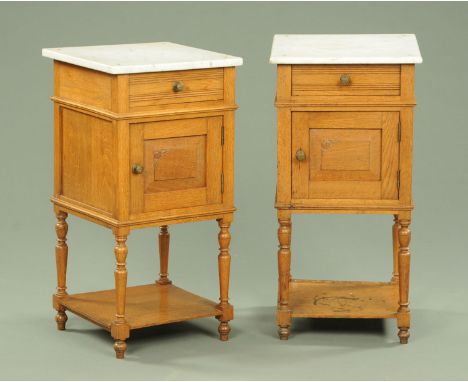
(132, 164), (144, 174)
(340, 74), (351, 86)
(172, 81), (184, 92)
(295, 149), (306, 161)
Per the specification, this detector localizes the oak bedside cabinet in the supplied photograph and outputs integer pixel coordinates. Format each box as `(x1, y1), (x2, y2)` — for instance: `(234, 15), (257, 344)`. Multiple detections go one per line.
(42, 42), (242, 358)
(270, 35), (422, 343)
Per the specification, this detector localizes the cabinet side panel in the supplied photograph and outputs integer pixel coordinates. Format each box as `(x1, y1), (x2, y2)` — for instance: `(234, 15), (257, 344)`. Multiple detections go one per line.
(111, 75), (129, 113)
(60, 108), (115, 214)
(277, 65), (292, 101)
(381, 112), (400, 200)
(115, 120), (130, 220)
(400, 65), (415, 103)
(55, 61), (113, 111)
(291, 112), (309, 199)
(223, 67), (236, 105)
(53, 103), (62, 197)
(399, 107), (414, 206)
(276, 108), (292, 204)
(222, 111), (235, 208)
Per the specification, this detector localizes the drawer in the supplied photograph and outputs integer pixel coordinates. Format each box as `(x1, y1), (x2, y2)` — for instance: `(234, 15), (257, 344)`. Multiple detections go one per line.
(129, 68), (224, 111)
(291, 65), (401, 96)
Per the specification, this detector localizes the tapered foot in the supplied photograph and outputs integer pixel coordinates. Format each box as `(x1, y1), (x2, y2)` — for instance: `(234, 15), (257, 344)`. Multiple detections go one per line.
(114, 340), (127, 359)
(398, 328), (410, 344)
(55, 310), (68, 330)
(278, 325), (290, 340)
(218, 321), (231, 341)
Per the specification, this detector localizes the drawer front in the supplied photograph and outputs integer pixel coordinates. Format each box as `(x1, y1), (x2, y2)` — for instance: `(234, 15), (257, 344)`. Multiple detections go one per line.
(129, 68), (224, 111)
(130, 116), (223, 213)
(292, 65), (401, 96)
(292, 111), (400, 200)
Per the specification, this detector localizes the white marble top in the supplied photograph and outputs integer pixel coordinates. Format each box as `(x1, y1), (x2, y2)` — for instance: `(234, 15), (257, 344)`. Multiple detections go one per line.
(42, 42), (243, 74)
(270, 34), (422, 64)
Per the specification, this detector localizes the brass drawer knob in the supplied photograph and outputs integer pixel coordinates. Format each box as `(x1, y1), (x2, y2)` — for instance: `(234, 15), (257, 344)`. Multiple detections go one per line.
(340, 74), (351, 86)
(295, 148), (306, 161)
(172, 81), (184, 92)
(132, 164), (144, 174)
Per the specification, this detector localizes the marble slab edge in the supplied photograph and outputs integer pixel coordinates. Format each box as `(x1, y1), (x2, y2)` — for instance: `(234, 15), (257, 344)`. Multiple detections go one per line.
(42, 49), (243, 75)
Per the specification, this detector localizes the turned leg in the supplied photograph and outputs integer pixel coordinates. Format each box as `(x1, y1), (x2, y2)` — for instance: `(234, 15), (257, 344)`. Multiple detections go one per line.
(54, 210), (68, 330)
(216, 216), (233, 341)
(391, 215), (400, 283)
(156, 225), (172, 285)
(110, 229), (130, 359)
(277, 214), (292, 340)
(397, 214), (411, 344)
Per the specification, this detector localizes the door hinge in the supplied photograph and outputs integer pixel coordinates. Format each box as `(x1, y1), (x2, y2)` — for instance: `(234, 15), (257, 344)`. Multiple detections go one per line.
(221, 125), (224, 145)
(397, 170), (400, 191)
(398, 119), (401, 142)
(221, 173), (224, 193)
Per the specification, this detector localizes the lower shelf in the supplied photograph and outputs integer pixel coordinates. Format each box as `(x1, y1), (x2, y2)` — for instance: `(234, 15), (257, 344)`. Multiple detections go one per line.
(60, 283), (222, 331)
(289, 280), (399, 319)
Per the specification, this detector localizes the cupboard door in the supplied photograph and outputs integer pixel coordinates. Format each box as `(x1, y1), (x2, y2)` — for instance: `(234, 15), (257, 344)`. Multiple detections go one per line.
(292, 111), (399, 200)
(130, 116), (223, 213)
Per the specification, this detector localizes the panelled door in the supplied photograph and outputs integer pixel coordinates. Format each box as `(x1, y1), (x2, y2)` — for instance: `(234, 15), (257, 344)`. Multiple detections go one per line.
(292, 111), (400, 200)
(130, 116), (223, 213)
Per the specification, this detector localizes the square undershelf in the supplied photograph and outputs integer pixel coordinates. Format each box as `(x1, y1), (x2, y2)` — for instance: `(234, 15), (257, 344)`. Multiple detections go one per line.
(60, 284), (222, 330)
(289, 280), (399, 319)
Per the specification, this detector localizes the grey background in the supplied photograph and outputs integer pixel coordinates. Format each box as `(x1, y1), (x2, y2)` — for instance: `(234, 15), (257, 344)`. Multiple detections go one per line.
(1, 1), (467, 380)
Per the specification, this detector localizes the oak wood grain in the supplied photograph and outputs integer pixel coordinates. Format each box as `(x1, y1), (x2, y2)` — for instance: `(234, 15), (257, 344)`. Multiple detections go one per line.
(289, 280), (399, 318)
(54, 211), (69, 330)
(216, 216), (233, 341)
(60, 283), (222, 330)
(291, 111), (399, 201)
(56, 62), (113, 110)
(157, 225), (171, 285)
(129, 68), (224, 111)
(130, 116), (223, 213)
(292, 64), (401, 96)
(49, 60), (238, 358)
(277, 216), (292, 340)
(60, 108), (115, 214)
(274, 62), (417, 342)
(111, 228), (130, 358)
(397, 212), (412, 344)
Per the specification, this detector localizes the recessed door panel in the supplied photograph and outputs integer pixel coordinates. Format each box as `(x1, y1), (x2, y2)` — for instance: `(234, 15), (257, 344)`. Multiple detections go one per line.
(130, 116), (223, 212)
(309, 129), (381, 181)
(292, 111), (399, 200)
(144, 135), (206, 193)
